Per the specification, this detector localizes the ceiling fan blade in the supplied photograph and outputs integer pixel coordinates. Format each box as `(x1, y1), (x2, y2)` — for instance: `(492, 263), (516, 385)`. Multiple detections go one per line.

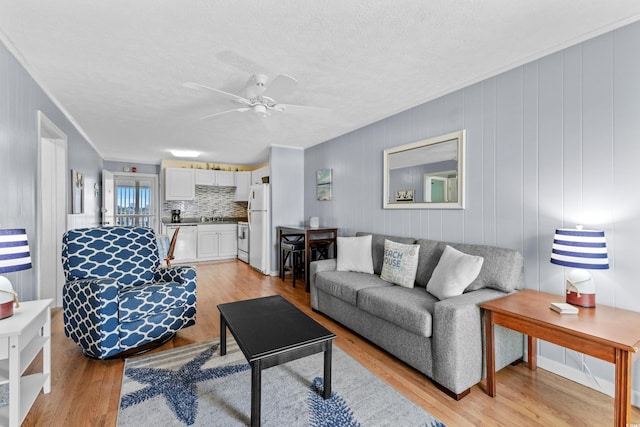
(183, 82), (250, 105)
(277, 103), (332, 114)
(199, 107), (251, 120)
(263, 74), (298, 100)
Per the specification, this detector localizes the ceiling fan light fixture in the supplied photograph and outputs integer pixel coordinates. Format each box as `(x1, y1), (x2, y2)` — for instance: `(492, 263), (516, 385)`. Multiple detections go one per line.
(253, 105), (268, 116)
(169, 149), (200, 158)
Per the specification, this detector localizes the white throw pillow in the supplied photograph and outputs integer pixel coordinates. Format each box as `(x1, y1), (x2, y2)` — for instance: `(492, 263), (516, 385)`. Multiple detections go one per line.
(380, 239), (420, 288)
(427, 245), (484, 300)
(336, 235), (374, 274)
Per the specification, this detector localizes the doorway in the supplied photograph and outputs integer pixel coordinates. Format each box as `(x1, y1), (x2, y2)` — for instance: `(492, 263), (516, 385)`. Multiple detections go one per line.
(102, 171), (159, 232)
(37, 111), (67, 307)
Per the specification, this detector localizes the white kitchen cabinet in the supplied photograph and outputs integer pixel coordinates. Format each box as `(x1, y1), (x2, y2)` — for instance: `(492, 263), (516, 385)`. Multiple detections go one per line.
(217, 229), (238, 257)
(251, 164), (270, 184)
(194, 169), (215, 186)
(216, 171), (236, 186)
(234, 171), (251, 201)
(195, 170), (236, 187)
(197, 224), (237, 260)
(196, 230), (218, 258)
(165, 168), (195, 200)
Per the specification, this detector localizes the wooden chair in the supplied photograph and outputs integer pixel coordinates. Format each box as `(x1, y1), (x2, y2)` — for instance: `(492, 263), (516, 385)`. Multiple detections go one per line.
(309, 238), (334, 261)
(165, 226), (180, 267)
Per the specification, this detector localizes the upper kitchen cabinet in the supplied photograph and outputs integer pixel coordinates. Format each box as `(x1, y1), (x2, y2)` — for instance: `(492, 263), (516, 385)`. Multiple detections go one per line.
(234, 171), (251, 201)
(195, 170), (236, 186)
(165, 168), (195, 200)
(251, 164), (270, 184)
(195, 170), (214, 185)
(217, 170), (235, 186)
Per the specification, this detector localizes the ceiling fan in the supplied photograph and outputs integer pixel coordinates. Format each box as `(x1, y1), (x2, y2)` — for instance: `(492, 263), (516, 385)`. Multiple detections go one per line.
(184, 74), (328, 119)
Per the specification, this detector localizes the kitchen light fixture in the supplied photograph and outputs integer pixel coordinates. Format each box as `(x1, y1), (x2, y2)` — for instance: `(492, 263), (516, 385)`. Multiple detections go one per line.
(169, 150), (200, 158)
(0, 229), (31, 318)
(550, 225), (608, 307)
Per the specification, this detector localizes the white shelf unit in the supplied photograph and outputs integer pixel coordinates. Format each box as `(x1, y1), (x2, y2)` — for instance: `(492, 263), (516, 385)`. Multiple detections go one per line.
(0, 299), (52, 427)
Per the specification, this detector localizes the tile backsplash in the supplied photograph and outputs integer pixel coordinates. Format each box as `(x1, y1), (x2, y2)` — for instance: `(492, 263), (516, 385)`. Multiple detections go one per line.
(162, 186), (247, 220)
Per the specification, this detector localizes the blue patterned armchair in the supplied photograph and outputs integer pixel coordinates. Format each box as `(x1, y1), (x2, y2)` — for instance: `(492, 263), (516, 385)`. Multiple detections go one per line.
(61, 226), (197, 359)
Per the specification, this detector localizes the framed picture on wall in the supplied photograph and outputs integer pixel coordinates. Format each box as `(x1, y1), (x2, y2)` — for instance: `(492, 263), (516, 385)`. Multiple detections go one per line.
(317, 185), (332, 201)
(71, 169), (84, 214)
(316, 168), (332, 201)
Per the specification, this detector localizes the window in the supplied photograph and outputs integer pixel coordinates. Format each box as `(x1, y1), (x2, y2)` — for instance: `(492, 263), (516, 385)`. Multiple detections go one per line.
(115, 177), (155, 228)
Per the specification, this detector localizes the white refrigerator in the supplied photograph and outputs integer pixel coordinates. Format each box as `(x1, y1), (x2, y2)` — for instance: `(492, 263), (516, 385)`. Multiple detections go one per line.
(248, 183), (270, 274)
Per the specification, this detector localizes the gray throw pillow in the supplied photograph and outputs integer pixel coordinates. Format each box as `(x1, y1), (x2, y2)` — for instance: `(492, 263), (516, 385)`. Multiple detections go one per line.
(426, 245), (484, 300)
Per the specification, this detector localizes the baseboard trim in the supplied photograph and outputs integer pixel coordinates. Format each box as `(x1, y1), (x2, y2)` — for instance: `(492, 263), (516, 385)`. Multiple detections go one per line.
(535, 354), (640, 408)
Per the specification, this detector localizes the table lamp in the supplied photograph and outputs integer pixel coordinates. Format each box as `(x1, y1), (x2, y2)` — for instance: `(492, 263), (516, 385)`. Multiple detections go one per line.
(550, 226), (608, 307)
(0, 229), (31, 318)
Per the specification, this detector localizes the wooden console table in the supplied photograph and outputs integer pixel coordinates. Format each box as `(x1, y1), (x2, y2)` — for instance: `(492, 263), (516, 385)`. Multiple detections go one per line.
(481, 290), (640, 427)
(276, 225), (338, 291)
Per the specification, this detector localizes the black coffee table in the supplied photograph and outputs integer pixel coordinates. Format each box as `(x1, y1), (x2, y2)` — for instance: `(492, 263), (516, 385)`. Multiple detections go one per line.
(217, 295), (336, 427)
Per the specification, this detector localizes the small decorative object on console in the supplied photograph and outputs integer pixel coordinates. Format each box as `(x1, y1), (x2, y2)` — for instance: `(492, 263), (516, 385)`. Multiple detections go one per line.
(0, 229), (30, 319)
(549, 302), (579, 314)
(395, 190), (414, 202)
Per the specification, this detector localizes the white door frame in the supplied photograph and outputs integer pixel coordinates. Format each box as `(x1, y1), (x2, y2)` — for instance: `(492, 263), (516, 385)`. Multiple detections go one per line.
(37, 111), (67, 307)
(107, 172), (159, 231)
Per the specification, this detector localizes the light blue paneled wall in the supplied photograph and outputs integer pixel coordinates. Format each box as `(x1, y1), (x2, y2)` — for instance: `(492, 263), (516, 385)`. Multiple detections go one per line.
(305, 21), (640, 398)
(270, 146), (304, 273)
(0, 41), (103, 301)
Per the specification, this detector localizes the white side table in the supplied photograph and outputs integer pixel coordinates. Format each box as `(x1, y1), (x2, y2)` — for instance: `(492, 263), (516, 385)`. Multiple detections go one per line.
(0, 299), (52, 426)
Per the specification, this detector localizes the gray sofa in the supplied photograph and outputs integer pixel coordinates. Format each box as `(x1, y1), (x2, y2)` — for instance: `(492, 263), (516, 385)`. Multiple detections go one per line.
(309, 232), (524, 399)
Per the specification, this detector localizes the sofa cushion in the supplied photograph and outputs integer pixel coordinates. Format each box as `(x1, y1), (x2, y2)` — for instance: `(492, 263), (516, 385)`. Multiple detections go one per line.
(380, 239), (420, 288)
(336, 235), (374, 274)
(315, 271), (392, 305)
(414, 239), (523, 292)
(357, 286), (438, 338)
(356, 232), (417, 275)
(426, 245), (484, 300)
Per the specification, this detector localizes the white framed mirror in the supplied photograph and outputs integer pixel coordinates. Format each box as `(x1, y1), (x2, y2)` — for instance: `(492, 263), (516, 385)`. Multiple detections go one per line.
(383, 130), (465, 209)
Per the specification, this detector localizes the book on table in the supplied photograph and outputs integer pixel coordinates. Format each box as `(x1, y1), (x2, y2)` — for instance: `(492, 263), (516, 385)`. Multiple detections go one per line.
(549, 302), (579, 314)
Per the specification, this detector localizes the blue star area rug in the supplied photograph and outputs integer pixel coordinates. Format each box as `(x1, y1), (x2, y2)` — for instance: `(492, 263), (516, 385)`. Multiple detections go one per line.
(117, 338), (446, 426)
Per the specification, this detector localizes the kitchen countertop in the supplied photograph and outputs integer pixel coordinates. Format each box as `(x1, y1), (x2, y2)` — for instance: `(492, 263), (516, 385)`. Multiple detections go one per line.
(162, 217), (247, 226)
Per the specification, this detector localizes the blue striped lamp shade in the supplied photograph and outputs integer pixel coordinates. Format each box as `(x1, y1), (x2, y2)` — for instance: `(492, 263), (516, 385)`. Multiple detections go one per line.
(550, 228), (609, 270)
(0, 229), (32, 274)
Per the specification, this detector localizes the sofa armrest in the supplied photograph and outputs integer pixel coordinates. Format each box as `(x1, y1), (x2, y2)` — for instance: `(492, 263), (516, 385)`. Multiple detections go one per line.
(154, 265), (197, 314)
(309, 259), (337, 309)
(62, 278), (121, 358)
(432, 289), (517, 394)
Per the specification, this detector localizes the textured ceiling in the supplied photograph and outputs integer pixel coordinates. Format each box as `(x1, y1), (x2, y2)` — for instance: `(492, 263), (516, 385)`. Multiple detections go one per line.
(1, 1), (639, 166)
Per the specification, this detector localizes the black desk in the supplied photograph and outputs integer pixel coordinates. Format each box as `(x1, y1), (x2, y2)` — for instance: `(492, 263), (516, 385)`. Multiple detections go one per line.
(218, 296), (336, 427)
(276, 225), (338, 291)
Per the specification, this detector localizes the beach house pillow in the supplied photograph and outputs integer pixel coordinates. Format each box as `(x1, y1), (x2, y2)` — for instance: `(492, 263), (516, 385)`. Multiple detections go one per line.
(426, 245), (484, 300)
(336, 235), (374, 274)
(380, 239), (420, 288)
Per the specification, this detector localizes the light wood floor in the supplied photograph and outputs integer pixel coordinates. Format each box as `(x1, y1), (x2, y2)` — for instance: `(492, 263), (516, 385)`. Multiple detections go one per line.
(22, 260), (640, 426)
